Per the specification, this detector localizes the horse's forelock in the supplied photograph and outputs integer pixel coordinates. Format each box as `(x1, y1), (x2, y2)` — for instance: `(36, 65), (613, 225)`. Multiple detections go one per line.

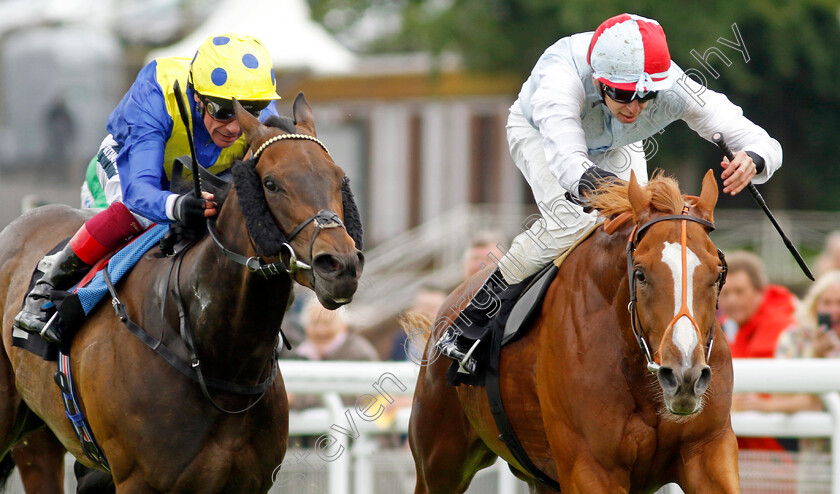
(262, 115), (298, 134)
(591, 172), (684, 218)
(646, 175), (684, 215)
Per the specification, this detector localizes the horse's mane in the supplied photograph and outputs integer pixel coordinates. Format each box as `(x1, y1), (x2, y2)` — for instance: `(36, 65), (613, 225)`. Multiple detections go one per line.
(589, 171), (685, 217)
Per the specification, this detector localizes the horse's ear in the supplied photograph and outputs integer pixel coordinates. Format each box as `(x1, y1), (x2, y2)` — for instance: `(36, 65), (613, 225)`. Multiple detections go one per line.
(233, 98), (271, 149)
(293, 92), (317, 137)
(695, 169), (719, 221)
(628, 170), (650, 223)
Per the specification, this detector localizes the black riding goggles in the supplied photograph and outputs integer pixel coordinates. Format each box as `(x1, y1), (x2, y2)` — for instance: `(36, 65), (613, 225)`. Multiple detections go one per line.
(200, 95), (268, 121)
(601, 83), (657, 104)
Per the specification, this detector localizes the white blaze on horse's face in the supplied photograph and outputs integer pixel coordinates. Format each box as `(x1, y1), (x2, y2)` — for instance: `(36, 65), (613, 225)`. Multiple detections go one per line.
(661, 242), (701, 367)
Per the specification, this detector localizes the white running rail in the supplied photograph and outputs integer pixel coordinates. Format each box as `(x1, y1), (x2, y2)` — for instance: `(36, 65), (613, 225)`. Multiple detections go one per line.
(278, 359), (840, 494)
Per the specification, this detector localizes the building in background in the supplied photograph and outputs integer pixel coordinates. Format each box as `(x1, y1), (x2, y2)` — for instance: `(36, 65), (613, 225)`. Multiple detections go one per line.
(0, 27), (123, 178)
(276, 53), (526, 246)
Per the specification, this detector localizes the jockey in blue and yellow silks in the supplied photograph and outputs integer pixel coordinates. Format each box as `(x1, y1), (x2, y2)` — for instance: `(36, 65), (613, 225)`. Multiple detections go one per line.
(81, 36), (279, 216)
(16, 33), (282, 343)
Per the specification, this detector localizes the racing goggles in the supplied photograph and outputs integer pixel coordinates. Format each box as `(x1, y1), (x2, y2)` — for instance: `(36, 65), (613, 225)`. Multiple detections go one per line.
(201, 95), (268, 121)
(601, 83), (658, 104)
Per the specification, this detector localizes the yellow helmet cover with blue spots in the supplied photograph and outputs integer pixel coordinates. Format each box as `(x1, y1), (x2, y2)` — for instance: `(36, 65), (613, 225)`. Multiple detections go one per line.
(190, 33), (281, 101)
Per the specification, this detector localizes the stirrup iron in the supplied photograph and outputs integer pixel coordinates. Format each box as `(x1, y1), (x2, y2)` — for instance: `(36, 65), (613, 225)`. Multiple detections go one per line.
(39, 313), (61, 344)
(457, 338), (481, 375)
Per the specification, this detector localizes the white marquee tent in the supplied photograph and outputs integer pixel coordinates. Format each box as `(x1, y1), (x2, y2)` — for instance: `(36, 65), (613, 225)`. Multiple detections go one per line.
(146, 0), (357, 74)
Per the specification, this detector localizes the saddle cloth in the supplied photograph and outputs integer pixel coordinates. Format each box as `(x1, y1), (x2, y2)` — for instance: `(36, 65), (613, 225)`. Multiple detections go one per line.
(447, 222), (602, 387)
(12, 224), (168, 360)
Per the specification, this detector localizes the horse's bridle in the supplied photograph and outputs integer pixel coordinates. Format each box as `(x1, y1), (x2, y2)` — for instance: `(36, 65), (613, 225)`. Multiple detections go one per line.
(626, 205), (728, 374)
(207, 208), (345, 278)
(206, 134), (348, 280)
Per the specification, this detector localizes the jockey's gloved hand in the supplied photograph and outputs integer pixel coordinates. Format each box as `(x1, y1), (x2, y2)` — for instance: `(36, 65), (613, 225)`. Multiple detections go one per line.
(173, 193), (207, 230)
(565, 166), (620, 212)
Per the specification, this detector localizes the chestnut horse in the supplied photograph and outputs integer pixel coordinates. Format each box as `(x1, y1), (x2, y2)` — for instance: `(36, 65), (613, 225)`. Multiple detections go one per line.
(0, 93), (363, 492)
(409, 170), (739, 493)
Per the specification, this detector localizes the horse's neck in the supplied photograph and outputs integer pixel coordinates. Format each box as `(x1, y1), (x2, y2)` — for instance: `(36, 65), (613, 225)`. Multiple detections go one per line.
(181, 191), (291, 380)
(584, 229), (631, 305)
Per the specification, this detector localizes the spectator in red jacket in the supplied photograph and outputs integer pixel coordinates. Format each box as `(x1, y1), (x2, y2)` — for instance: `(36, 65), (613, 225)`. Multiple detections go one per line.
(718, 250), (798, 452)
(720, 251), (797, 358)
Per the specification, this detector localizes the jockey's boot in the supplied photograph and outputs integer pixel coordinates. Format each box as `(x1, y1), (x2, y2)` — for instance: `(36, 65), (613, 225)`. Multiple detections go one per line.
(436, 268), (509, 375)
(436, 327), (480, 375)
(13, 243), (90, 341)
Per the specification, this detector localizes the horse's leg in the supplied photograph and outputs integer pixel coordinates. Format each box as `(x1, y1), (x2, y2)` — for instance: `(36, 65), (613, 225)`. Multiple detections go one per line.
(75, 461), (116, 493)
(112, 478), (162, 494)
(550, 444), (630, 494)
(565, 462), (629, 494)
(677, 431), (740, 493)
(508, 467), (558, 494)
(409, 359), (496, 493)
(12, 427), (66, 493)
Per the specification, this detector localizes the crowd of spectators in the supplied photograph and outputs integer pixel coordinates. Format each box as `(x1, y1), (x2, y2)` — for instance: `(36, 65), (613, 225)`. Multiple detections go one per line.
(717, 231), (840, 459)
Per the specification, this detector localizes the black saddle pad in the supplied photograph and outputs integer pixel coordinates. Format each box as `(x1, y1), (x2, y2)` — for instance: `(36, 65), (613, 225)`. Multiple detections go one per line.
(446, 263), (558, 387)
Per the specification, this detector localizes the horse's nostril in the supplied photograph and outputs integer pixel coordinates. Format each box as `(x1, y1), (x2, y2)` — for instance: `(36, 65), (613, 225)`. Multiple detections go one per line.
(313, 254), (341, 275)
(657, 367), (679, 393)
(695, 365), (712, 395)
(313, 253), (364, 278)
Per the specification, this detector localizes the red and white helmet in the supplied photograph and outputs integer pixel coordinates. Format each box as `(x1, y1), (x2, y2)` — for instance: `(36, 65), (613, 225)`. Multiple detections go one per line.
(587, 14), (673, 93)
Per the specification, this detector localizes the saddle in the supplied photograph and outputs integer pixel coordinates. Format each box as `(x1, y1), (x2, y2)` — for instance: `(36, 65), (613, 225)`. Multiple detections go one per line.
(446, 215), (631, 387)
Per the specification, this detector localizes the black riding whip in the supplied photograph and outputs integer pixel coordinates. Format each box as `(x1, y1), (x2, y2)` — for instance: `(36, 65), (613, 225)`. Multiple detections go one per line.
(172, 79), (202, 199)
(712, 132), (814, 281)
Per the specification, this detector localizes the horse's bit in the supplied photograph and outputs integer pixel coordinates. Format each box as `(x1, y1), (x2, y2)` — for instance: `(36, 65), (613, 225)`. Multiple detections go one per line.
(207, 134), (347, 279)
(626, 205), (728, 374)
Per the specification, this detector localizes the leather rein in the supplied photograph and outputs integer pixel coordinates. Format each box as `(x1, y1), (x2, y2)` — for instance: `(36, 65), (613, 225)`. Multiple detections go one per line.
(626, 205), (728, 374)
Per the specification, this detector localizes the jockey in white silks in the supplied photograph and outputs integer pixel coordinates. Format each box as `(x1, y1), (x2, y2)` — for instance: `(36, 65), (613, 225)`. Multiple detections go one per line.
(438, 13), (782, 376)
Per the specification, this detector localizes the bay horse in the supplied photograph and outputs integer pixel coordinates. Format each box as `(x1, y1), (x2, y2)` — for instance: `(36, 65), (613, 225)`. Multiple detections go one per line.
(0, 93), (363, 492)
(409, 170), (739, 493)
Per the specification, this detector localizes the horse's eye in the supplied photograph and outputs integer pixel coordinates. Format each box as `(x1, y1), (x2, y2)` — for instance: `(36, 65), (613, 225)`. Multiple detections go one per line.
(634, 269), (646, 284)
(263, 178), (278, 192)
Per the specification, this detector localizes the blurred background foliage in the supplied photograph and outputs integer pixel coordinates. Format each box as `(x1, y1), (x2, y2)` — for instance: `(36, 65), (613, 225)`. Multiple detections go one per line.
(309, 0), (840, 211)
